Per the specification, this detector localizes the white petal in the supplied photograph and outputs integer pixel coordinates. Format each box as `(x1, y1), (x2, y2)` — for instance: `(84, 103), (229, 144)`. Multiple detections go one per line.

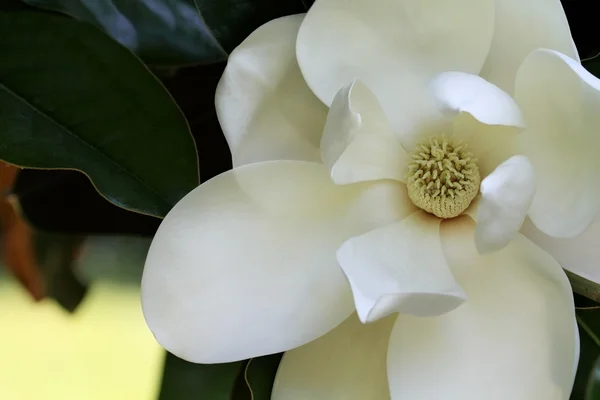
(216, 15), (327, 166)
(452, 113), (523, 178)
(321, 80), (409, 184)
(272, 313), (394, 400)
(480, 0), (578, 95)
(515, 49), (600, 238)
(522, 218), (600, 285)
(430, 72), (524, 127)
(296, 0), (494, 140)
(387, 217), (578, 399)
(475, 155), (536, 254)
(141, 161), (411, 363)
(337, 211), (466, 323)
(452, 113), (520, 179)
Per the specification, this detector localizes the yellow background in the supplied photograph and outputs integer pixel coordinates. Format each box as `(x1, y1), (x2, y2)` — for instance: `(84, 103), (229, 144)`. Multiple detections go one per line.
(0, 278), (163, 399)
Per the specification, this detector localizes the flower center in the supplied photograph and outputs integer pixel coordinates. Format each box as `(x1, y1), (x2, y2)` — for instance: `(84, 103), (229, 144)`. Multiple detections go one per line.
(406, 136), (480, 219)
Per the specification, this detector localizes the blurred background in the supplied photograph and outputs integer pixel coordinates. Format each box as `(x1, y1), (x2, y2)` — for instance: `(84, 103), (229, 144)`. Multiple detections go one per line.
(0, 236), (162, 399)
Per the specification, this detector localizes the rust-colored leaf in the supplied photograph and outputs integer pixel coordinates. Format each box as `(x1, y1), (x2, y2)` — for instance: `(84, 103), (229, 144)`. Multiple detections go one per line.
(0, 162), (45, 301)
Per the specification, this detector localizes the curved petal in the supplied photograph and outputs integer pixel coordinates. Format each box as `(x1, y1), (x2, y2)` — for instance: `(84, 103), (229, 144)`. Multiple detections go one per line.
(521, 218), (600, 285)
(296, 0), (495, 140)
(515, 49), (600, 238)
(480, 0), (578, 95)
(387, 217), (577, 399)
(271, 313), (394, 400)
(337, 211), (466, 323)
(216, 15), (327, 166)
(451, 113), (520, 178)
(322, 80), (409, 184)
(475, 155), (535, 254)
(141, 161), (412, 363)
(430, 72), (524, 127)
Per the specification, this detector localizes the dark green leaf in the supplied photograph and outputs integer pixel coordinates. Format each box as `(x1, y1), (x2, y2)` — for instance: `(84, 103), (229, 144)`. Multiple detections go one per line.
(199, 0), (308, 54)
(0, 11), (199, 218)
(158, 63), (233, 183)
(159, 352), (244, 400)
(573, 297), (600, 400)
(14, 169), (160, 235)
(21, 0), (310, 65)
(21, 0), (227, 65)
(14, 63), (231, 235)
(567, 270), (600, 304)
(242, 354), (283, 400)
(587, 357), (600, 400)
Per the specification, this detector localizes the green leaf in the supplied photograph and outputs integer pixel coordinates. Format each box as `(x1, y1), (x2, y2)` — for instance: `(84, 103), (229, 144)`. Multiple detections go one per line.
(198, 0), (308, 54)
(158, 63), (233, 183)
(21, 0), (310, 65)
(242, 354), (283, 400)
(567, 270), (600, 304)
(21, 0), (227, 65)
(15, 169), (160, 235)
(573, 299), (600, 400)
(159, 352), (244, 400)
(587, 357), (600, 400)
(0, 11), (199, 218)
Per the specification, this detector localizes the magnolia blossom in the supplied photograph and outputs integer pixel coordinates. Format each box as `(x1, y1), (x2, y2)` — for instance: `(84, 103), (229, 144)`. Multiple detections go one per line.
(142, 0), (600, 398)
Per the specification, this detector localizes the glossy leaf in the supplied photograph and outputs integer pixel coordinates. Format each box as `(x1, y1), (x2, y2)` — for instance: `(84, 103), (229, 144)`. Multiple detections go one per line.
(158, 63), (232, 183)
(198, 0), (308, 53)
(0, 11), (199, 218)
(14, 170), (161, 235)
(567, 270), (600, 304)
(159, 352), (244, 400)
(13, 63), (229, 235)
(22, 0), (227, 65)
(22, 0), (311, 65)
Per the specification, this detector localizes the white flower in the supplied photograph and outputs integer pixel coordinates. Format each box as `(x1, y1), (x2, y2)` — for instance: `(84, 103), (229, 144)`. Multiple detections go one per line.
(141, 1), (600, 398)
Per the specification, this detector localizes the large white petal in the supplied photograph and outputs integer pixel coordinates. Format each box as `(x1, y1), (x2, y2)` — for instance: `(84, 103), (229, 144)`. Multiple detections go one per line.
(451, 113), (520, 179)
(480, 0), (578, 95)
(337, 211), (466, 323)
(321, 80), (409, 184)
(216, 15), (327, 166)
(141, 161), (411, 363)
(515, 49), (600, 238)
(296, 0), (494, 141)
(475, 155), (536, 254)
(522, 218), (600, 285)
(431, 72), (523, 127)
(387, 217), (578, 399)
(271, 313), (394, 400)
